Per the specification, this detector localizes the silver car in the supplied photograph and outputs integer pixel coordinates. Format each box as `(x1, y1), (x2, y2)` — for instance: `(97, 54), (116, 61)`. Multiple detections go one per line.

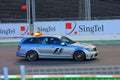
(16, 35), (98, 61)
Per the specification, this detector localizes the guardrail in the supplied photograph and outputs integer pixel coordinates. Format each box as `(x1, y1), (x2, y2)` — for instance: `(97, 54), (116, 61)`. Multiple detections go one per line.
(0, 38), (22, 42)
(0, 65), (120, 80)
(0, 67), (8, 80)
(20, 65), (120, 80)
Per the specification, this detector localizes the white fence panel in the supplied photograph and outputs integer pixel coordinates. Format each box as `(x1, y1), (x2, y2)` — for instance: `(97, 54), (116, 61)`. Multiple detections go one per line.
(0, 67), (9, 80)
(21, 65), (120, 80)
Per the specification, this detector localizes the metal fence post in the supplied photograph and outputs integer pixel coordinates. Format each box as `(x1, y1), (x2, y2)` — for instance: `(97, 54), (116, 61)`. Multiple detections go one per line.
(85, 0), (91, 20)
(3, 67), (9, 80)
(20, 65), (26, 80)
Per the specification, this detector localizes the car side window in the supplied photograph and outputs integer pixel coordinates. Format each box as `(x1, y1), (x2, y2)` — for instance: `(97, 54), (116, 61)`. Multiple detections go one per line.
(49, 37), (61, 45)
(40, 37), (49, 44)
(23, 38), (40, 44)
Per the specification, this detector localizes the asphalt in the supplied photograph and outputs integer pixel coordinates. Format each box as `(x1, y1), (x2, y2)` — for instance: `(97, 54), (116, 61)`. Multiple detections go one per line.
(0, 44), (120, 75)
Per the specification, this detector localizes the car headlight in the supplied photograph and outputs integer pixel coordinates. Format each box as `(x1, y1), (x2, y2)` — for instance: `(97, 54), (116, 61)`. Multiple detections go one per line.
(86, 48), (97, 51)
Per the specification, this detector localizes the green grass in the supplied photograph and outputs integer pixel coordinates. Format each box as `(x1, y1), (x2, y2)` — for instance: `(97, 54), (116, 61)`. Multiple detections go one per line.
(26, 78), (120, 80)
(0, 42), (18, 45)
(0, 78), (120, 80)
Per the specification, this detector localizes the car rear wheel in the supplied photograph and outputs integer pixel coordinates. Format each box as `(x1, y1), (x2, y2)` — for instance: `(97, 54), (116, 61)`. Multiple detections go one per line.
(73, 51), (85, 61)
(26, 50), (38, 61)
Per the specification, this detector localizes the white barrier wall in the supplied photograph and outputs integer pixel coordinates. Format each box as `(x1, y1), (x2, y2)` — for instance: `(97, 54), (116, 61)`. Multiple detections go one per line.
(0, 20), (120, 38)
(0, 23), (29, 37)
(34, 20), (120, 35)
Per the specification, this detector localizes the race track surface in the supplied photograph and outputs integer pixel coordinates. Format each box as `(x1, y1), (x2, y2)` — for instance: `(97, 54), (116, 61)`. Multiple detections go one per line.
(0, 44), (120, 75)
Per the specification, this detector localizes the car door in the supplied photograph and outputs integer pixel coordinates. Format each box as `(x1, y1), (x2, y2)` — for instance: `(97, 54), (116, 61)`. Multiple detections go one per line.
(36, 37), (56, 58)
(49, 37), (72, 58)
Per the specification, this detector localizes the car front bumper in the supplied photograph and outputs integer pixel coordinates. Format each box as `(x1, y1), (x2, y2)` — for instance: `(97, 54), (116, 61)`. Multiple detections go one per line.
(86, 51), (99, 59)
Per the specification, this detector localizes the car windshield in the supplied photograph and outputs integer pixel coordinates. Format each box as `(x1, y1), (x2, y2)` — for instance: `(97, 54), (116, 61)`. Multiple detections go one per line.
(61, 36), (76, 44)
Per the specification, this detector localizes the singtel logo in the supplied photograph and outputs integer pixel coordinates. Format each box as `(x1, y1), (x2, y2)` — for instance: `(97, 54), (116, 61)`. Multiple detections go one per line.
(37, 26), (56, 33)
(65, 22), (104, 35)
(0, 29), (15, 35)
(20, 26), (29, 35)
(0, 26), (29, 35)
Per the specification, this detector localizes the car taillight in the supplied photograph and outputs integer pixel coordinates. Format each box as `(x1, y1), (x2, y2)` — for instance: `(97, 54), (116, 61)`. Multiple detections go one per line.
(17, 45), (21, 50)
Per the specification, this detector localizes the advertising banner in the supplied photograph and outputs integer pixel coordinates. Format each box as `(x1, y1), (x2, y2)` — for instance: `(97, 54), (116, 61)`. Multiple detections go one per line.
(0, 23), (29, 37)
(34, 21), (65, 35)
(34, 20), (120, 35)
(0, 20), (120, 37)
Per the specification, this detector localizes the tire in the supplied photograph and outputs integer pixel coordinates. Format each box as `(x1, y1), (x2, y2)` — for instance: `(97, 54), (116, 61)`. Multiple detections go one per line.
(73, 51), (85, 61)
(26, 50), (38, 61)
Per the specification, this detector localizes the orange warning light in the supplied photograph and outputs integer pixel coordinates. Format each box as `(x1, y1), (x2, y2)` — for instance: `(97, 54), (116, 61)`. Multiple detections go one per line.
(34, 32), (43, 37)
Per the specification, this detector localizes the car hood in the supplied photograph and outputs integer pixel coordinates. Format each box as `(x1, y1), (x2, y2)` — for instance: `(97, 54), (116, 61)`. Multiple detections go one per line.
(71, 42), (95, 49)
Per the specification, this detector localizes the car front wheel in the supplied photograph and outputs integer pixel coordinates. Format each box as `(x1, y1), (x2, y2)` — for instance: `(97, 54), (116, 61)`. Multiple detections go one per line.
(73, 51), (85, 61)
(26, 50), (38, 61)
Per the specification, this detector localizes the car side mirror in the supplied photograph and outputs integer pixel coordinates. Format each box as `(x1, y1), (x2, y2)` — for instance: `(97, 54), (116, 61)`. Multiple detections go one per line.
(61, 42), (66, 46)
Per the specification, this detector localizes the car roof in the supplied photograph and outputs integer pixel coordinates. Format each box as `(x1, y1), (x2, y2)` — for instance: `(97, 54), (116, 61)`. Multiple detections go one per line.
(41, 34), (63, 38)
(25, 34), (63, 39)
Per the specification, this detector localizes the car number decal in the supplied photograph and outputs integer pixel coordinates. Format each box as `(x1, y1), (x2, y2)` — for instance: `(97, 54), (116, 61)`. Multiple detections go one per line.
(53, 48), (63, 54)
